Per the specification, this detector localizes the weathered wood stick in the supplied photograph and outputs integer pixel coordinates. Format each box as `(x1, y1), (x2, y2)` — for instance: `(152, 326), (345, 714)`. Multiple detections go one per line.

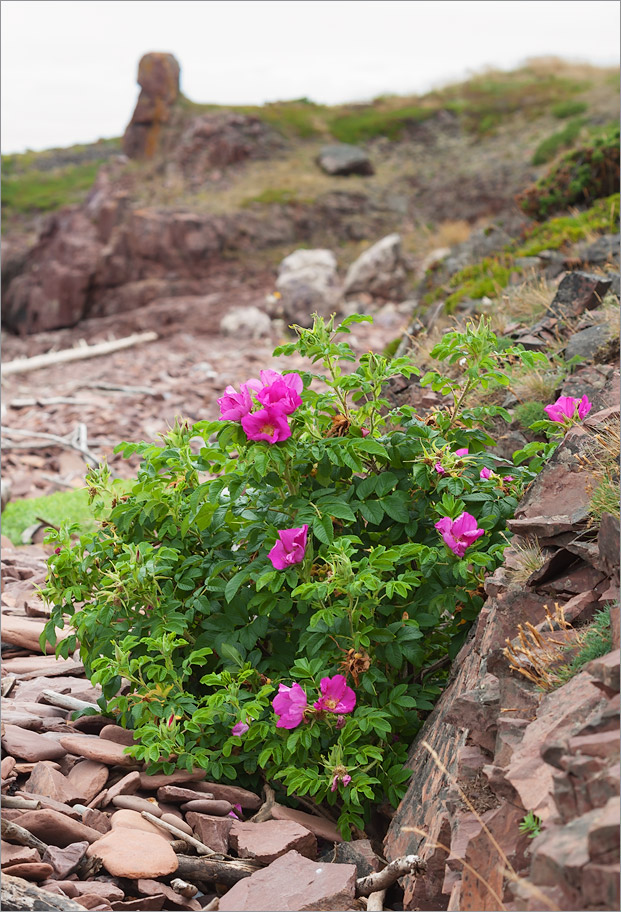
(1, 874), (87, 911)
(1, 332), (158, 376)
(249, 783), (275, 823)
(1, 817), (49, 854)
(356, 855), (426, 897)
(9, 397), (96, 408)
(141, 811), (215, 856)
(175, 854), (262, 886)
(40, 690), (98, 712)
(366, 889), (387, 911)
(1, 795), (41, 810)
(81, 381), (159, 396)
(202, 899), (220, 912)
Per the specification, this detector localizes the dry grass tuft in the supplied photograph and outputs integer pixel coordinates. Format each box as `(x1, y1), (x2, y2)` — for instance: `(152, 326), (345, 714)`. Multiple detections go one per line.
(504, 603), (575, 690)
(506, 538), (546, 587)
(580, 414), (621, 522)
(500, 276), (556, 326)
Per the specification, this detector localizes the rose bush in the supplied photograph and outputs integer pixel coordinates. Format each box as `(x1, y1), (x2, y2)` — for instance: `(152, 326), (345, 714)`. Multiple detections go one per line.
(42, 314), (550, 836)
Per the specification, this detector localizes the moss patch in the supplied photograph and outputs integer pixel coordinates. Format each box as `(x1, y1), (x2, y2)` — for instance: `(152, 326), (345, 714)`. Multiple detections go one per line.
(531, 117), (585, 166)
(1, 162), (102, 215)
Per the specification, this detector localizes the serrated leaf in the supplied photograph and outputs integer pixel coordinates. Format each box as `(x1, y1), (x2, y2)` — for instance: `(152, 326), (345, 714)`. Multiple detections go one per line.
(359, 500), (384, 525)
(380, 492), (410, 524)
(312, 514), (333, 545)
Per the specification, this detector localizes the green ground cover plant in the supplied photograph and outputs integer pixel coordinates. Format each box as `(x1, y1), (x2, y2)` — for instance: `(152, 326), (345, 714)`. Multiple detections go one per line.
(552, 100), (588, 119)
(1, 162), (103, 214)
(531, 117), (585, 166)
(41, 316), (572, 836)
(552, 605), (613, 687)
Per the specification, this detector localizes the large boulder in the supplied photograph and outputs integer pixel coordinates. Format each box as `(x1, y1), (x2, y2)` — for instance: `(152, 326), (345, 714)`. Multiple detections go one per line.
(122, 53), (180, 159)
(275, 248), (341, 325)
(317, 144), (374, 176)
(343, 233), (407, 300)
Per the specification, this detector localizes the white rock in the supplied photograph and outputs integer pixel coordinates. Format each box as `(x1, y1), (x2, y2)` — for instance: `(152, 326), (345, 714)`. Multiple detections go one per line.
(276, 249), (341, 326)
(343, 234), (408, 300)
(219, 306), (272, 339)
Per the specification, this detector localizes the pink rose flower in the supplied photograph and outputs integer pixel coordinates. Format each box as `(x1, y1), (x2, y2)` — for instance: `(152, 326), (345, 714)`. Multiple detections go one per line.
(480, 467), (493, 480)
(434, 462), (446, 475)
(231, 721), (250, 737)
(258, 370), (303, 396)
(435, 512), (485, 558)
(217, 382), (260, 421)
(273, 682), (308, 729)
(455, 448), (469, 457)
(503, 475), (514, 483)
(241, 406), (291, 443)
(313, 674), (356, 714)
(268, 525), (309, 570)
(257, 378), (302, 415)
(544, 394), (592, 424)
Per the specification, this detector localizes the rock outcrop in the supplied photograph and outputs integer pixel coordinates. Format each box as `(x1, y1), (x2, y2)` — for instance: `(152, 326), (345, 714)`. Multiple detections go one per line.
(122, 52), (180, 159)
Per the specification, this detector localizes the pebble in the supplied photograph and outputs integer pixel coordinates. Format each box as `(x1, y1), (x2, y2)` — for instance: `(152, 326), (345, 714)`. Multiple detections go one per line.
(138, 770), (207, 791)
(179, 799), (233, 816)
(111, 795), (163, 816)
(59, 735), (138, 767)
(1, 724), (67, 762)
(86, 827), (179, 879)
(99, 724), (137, 746)
(2, 861), (55, 881)
(190, 780), (262, 810)
(102, 770), (141, 806)
(160, 813), (193, 836)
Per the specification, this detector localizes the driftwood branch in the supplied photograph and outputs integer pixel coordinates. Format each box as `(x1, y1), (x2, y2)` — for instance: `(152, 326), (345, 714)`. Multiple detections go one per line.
(1, 424), (100, 467)
(1, 795), (41, 810)
(356, 855), (426, 897)
(141, 811), (216, 856)
(170, 879), (199, 898)
(40, 690), (98, 713)
(366, 890), (387, 911)
(9, 396), (96, 408)
(1, 332), (158, 377)
(1, 875), (87, 911)
(249, 783), (275, 823)
(1, 817), (49, 854)
(175, 854), (262, 886)
(81, 381), (159, 396)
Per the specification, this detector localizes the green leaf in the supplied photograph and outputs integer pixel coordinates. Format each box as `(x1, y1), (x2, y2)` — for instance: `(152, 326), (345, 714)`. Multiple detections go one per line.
(312, 514), (333, 545)
(359, 500), (384, 525)
(225, 570), (247, 603)
(380, 492), (410, 524)
(219, 643), (243, 667)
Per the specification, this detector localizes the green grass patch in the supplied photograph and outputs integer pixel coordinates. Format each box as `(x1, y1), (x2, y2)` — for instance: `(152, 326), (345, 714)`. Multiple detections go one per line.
(424, 256), (518, 311)
(328, 105), (433, 144)
(1, 162), (102, 214)
(515, 193), (620, 256)
(241, 187), (311, 207)
(531, 117), (585, 166)
(1, 481), (131, 546)
(514, 401), (547, 430)
(552, 100), (588, 119)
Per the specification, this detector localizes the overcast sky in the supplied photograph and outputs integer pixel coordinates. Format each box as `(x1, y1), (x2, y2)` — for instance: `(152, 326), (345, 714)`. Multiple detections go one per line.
(1, 0), (619, 154)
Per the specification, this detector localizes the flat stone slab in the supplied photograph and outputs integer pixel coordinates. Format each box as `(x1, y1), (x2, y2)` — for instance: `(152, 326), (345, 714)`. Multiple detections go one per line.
(271, 804), (342, 843)
(219, 849), (356, 911)
(230, 819), (317, 864)
(1, 724), (67, 762)
(86, 827), (178, 879)
(59, 734), (137, 767)
(14, 809), (102, 847)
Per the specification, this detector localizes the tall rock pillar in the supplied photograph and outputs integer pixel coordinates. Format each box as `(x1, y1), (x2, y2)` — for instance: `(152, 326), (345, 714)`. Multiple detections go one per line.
(122, 53), (180, 159)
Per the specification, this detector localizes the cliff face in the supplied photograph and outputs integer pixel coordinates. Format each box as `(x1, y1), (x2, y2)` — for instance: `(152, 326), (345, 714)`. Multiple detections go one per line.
(384, 388), (620, 910)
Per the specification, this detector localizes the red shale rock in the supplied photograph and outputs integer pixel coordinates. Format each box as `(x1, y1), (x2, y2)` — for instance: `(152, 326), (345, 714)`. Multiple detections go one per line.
(1, 724), (67, 762)
(14, 809), (102, 847)
(218, 849), (357, 911)
(86, 827), (178, 879)
(271, 804), (342, 843)
(230, 819), (317, 864)
(184, 812), (232, 853)
(59, 735), (138, 767)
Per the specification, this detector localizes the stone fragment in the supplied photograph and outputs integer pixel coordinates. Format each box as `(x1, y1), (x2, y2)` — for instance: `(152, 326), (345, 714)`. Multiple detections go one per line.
(17, 791), (82, 819)
(15, 809), (102, 846)
(3, 875), (87, 909)
(83, 808), (112, 834)
(155, 786), (218, 806)
(271, 804), (342, 843)
(22, 761), (77, 804)
(230, 819), (317, 864)
(220, 306), (271, 339)
(189, 780), (261, 810)
(42, 841), (89, 878)
(581, 862), (621, 909)
(275, 248), (340, 325)
(218, 849), (356, 911)
(585, 649), (620, 695)
(598, 512), (620, 575)
(317, 143), (374, 176)
(0, 614), (60, 654)
(1, 724), (67, 762)
(67, 760), (110, 803)
(111, 795), (162, 816)
(185, 813), (232, 854)
(2, 862), (55, 881)
(343, 234), (407, 301)
(1, 756), (16, 780)
(564, 324), (614, 363)
(138, 770), (206, 791)
(179, 799), (233, 816)
(86, 827), (178, 878)
(71, 894), (113, 910)
(547, 271), (612, 321)
(102, 771), (141, 805)
(71, 882), (125, 901)
(1, 842), (41, 867)
(110, 898), (165, 911)
(59, 735), (137, 767)
(99, 725), (137, 747)
(587, 795), (620, 864)
(123, 53), (180, 159)
(321, 839), (383, 877)
(110, 809), (174, 840)
(444, 673), (500, 753)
